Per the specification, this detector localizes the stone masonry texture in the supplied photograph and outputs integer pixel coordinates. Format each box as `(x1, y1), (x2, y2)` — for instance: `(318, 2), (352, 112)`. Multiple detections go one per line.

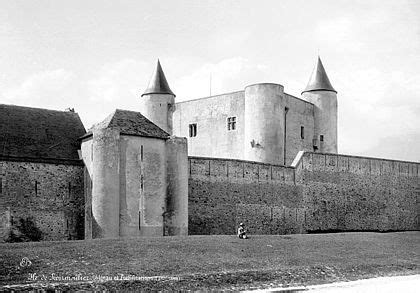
(0, 160), (84, 241)
(188, 153), (420, 235)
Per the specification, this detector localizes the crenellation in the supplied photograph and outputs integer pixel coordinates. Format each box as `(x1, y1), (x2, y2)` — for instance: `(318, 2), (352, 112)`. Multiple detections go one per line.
(348, 157), (360, 174)
(227, 160), (243, 179)
(209, 159), (227, 177)
(190, 158), (210, 177)
(325, 154), (337, 172)
(272, 165), (286, 182)
(259, 164), (271, 182)
(243, 162), (259, 181)
(2, 56), (419, 242)
(303, 152), (313, 171)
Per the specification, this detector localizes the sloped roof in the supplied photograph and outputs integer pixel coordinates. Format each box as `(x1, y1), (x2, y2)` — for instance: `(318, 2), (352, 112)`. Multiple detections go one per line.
(302, 56), (337, 94)
(0, 104), (86, 161)
(141, 60), (175, 97)
(85, 109), (169, 139)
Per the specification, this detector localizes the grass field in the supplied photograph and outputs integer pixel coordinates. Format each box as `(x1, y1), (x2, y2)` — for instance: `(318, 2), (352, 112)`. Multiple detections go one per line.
(1, 232), (419, 291)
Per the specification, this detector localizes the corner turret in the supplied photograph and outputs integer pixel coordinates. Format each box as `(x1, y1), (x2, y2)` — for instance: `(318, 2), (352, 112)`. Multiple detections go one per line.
(139, 60), (175, 134)
(302, 56), (338, 153)
(302, 57), (337, 94)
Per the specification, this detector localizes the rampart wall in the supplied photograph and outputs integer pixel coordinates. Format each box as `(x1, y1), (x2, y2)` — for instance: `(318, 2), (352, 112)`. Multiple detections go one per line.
(188, 156), (305, 235)
(294, 152), (420, 232)
(0, 159), (84, 241)
(188, 153), (420, 235)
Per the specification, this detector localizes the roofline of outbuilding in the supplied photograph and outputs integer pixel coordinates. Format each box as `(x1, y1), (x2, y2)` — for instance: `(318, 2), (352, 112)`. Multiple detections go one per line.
(0, 155), (84, 166)
(79, 131), (169, 141)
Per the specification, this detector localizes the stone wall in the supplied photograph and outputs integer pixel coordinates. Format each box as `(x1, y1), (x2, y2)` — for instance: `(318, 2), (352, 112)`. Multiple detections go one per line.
(188, 156), (305, 235)
(174, 90), (319, 166)
(0, 159), (84, 241)
(284, 94), (315, 165)
(189, 153), (420, 235)
(82, 132), (168, 239)
(294, 152), (420, 232)
(174, 91), (245, 161)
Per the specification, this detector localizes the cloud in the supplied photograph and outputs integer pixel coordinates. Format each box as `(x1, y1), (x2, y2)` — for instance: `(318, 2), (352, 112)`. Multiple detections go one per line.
(337, 68), (420, 160)
(314, 17), (363, 51)
(87, 59), (149, 102)
(173, 57), (268, 101)
(1, 69), (77, 110)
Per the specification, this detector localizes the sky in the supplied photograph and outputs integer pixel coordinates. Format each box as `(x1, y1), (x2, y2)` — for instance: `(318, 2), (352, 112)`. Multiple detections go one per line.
(0, 0), (419, 162)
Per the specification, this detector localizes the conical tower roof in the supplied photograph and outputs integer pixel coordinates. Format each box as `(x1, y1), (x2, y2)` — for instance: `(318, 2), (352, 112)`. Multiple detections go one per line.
(141, 60), (175, 97)
(302, 57), (337, 94)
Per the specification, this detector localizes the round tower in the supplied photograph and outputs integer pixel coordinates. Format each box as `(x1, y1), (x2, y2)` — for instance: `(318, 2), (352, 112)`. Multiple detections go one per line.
(302, 57), (338, 153)
(140, 60), (175, 135)
(244, 83), (285, 165)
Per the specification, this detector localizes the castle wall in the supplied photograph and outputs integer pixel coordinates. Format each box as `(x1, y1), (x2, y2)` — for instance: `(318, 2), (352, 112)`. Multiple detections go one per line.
(165, 137), (189, 235)
(174, 90), (318, 166)
(82, 132), (168, 238)
(294, 152), (420, 232)
(302, 91), (338, 153)
(188, 153), (419, 235)
(139, 94), (175, 134)
(173, 91), (245, 160)
(284, 94), (315, 165)
(0, 159), (84, 241)
(90, 129), (121, 238)
(244, 83), (285, 164)
(81, 137), (93, 239)
(188, 157), (304, 235)
(124, 135), (167, 236)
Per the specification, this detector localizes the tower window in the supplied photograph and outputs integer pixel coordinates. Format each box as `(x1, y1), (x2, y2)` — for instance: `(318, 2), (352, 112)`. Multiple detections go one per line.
(320, 135), (324, 142)
(141, 145), (144, 161)
(189, 123), (197, 137)
(300, 126), (304, 139)
(227, 117), (236, 131)
(0, 177), (2, 194)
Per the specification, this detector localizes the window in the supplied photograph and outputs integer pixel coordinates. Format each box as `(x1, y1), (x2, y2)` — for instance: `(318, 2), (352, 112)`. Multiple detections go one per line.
(189, 123), (197, 137)
(140, 145), (144, 161)
(227, 117), (236, 131)
(300, 126), (304, 139)
(320, 135), (324, 142)
(0, 177), (2, 194)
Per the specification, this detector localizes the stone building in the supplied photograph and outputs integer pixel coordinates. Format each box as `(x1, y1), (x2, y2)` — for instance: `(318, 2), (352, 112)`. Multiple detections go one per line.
(0, 105), (86, 241)
(80, 109), (188, 239)
(173, 57), (337, 165)
(1, 57), (419, 241)
(79, 61), (190, 239)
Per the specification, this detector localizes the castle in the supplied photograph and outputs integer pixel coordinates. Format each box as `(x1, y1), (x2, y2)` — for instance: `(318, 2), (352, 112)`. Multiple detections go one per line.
(1, 57), (419, 242)
(173, 57), (337, 166)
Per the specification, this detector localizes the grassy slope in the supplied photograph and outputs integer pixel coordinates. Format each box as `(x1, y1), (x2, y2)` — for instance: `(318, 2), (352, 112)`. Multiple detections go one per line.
(1, 232), (419, 290)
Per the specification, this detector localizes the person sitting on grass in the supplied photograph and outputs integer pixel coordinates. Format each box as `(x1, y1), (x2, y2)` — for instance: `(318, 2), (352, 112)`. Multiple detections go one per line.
(237, 223), (248, 239)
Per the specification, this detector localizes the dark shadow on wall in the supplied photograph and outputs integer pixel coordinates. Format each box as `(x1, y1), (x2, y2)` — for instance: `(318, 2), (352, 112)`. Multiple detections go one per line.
(74, 211), (85, 240)
(7, 217), (43, 242)
(92, 216), (102, 238)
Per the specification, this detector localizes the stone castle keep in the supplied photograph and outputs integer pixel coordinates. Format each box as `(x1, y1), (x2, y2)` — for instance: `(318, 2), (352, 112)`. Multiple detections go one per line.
(1, 57), (419, 241)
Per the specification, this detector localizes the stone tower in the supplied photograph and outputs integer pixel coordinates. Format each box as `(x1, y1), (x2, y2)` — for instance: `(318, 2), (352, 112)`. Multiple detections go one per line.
(139, 60), (176, 134)
(244, 83), (285, 165)
(302, 57), (338, 153)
